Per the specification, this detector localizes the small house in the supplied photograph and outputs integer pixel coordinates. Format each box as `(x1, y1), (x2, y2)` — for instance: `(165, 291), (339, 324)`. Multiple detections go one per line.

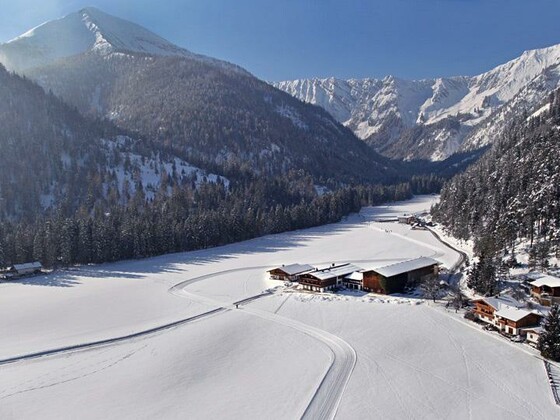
(494, 307), (542, 335)
(267, 264), (314, 282)
(299, 263), (363, 292)
(524, 326), (543, 346)
(362, 257), (440, 294)
(529, 274), (560, 305)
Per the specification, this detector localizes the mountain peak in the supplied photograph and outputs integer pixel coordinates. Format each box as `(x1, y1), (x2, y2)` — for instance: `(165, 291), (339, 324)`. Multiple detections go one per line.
(0, 7), (191, 71)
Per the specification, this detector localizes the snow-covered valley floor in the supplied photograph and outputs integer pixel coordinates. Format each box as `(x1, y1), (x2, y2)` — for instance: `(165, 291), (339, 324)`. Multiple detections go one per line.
(1, 195), (558, 419)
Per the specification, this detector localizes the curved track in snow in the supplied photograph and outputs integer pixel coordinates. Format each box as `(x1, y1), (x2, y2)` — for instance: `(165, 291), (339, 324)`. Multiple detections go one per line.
(170, 266), (357, 420)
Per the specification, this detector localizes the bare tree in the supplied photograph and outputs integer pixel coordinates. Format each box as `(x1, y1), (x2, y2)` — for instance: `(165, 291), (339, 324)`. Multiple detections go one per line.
(449, 286), (467, 313)
(421, 275), (441, 302)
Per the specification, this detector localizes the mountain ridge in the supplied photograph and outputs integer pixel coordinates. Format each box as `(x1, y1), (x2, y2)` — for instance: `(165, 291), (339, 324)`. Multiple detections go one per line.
(274, 42), (560, 161)
(0, 7), (397, 185)
(0, 7), (248, 75)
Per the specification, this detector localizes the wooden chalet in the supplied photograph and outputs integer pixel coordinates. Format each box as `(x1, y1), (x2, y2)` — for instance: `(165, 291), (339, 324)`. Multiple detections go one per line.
(362, 257), (440, 294)
(1, 261), (43, 279)
(473, 296), (542, 335)
(267, 264), (314, 282)
(299, 263), (363, 292)
(529, 275), (560, 305)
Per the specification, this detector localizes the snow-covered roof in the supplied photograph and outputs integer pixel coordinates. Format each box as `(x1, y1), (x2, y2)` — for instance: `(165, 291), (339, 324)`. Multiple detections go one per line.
(495, 307), (535, 322)
(523, 326), (544, 334)
(526, 272), (546, 281)
(345, 272), (364, 281)
(307, 263), (363, 281)
(268, 264), (314, 276)
(479, 295), (524, 311)
(529, 275), (560, 288)
(371, 257), (439, 278)
(12, 262), (42, 271)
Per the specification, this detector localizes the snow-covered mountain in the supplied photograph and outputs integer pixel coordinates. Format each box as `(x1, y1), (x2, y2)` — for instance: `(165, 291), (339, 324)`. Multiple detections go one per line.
(0, 7), (245, 74)
(274, 43), (560, 160)
(0, 7), (394, 184)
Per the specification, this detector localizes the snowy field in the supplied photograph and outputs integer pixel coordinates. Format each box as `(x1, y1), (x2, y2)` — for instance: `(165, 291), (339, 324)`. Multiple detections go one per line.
(1, 195), (558, 419)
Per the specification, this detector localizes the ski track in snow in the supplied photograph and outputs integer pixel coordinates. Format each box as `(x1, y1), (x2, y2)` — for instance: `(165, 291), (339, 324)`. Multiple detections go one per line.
(0, 198), (474, 418)
(420, 308), (547, 420)
(169, 267), (357, 420)
(0, 308), (227, 366)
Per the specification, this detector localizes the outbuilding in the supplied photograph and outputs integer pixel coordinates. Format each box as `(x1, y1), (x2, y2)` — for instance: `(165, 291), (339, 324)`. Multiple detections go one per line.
(398, 215), (416, 224)
(2, 262), (43, 279)
(524, 326), (543, 346)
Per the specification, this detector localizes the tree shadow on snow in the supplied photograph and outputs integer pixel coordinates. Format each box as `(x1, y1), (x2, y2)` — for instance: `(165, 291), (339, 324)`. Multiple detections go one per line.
(4, 214), (369, 287)
(54, 215), (366, 282)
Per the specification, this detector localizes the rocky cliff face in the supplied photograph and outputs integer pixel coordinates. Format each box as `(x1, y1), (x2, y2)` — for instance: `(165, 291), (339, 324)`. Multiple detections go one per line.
(275, 43), (560, 161)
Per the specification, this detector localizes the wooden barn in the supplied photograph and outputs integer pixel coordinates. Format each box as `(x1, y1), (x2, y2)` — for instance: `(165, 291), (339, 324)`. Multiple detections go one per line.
(267, 264), (314, 282)
(473, 296), (542, 335)
(529, 275), (560, 305)
(299, 263), (363, 292)
(362, 257), (439, 294)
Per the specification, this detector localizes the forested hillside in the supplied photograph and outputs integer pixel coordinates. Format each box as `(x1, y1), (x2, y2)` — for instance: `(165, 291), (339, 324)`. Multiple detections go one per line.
(433, 91), (560, 292)
(0, 64), (442, 268)
(27, 53), (394, 183)
(0, 64), (118, 221)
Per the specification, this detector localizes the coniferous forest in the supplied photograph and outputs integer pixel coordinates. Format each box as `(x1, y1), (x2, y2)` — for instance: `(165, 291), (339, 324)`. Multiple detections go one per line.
(0, 63), (445, 268)
(433, 91), (560, 293)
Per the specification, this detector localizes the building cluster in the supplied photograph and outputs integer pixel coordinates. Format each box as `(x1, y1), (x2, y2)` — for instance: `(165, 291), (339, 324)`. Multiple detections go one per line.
(473, 296), (543, 344)
(471, 272), (560, 344)
(267, 257), (440, 294)
(0, 262), (43, 280)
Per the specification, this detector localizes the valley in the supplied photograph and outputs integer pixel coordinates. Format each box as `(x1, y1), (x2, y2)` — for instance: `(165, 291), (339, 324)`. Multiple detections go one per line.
(1, 196), (557, 419)
(1, 4), (560, 419)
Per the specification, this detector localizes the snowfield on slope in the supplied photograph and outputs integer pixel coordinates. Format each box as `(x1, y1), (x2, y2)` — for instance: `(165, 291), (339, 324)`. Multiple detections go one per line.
(1, 195), (558, 419)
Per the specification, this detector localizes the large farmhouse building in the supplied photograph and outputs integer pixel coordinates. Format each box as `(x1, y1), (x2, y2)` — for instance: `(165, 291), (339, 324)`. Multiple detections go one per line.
(267, 264), (314, 282)
(299, 263), (363, 292)
(269, 257), (441, 295)
(473, 296), (542, 335)
(362, 257), (440, 294)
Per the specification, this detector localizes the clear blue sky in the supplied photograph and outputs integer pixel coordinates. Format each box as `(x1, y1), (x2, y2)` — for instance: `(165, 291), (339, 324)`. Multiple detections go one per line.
(1, 0), (560, 81)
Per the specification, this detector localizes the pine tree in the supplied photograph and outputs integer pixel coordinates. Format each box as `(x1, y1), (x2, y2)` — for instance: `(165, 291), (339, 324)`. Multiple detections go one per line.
(538, 304), (560, 361)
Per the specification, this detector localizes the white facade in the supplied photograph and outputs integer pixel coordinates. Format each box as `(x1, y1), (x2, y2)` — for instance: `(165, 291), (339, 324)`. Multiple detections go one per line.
(524, 328), (543, 346)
